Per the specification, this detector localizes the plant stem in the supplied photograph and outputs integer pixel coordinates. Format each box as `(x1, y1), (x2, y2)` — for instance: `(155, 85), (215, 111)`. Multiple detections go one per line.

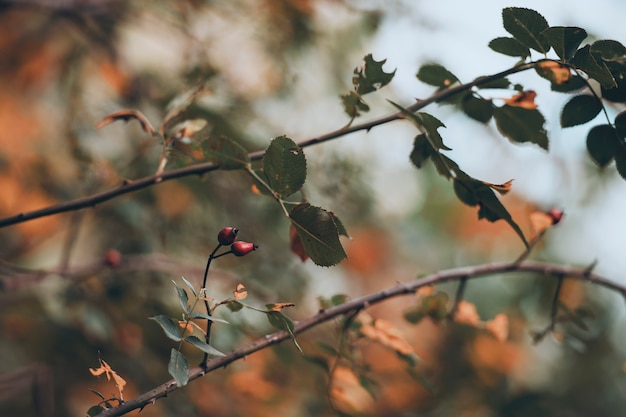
(200, 244), (222, 365)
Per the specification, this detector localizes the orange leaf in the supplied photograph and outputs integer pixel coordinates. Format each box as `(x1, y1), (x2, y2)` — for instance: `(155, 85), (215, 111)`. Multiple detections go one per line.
(178, 321), (194, 333)
(484, 179), (514, 195)
(289, 224), (309, 262)
(330, 366), (374, 414)
(360, 318), (414, 356)
(89, 358), (126, 400)
(233, 283), (248, 300)
(485, 314), (509, 342)
(504, 90), (538, 109)
(454, 301), (480, 327)
(537, 61), (571, 85)
(95, 109), (155, 135)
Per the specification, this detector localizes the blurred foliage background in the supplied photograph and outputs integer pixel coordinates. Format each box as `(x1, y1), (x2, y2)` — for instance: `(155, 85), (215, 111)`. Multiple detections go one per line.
(1, 1), (626, 416)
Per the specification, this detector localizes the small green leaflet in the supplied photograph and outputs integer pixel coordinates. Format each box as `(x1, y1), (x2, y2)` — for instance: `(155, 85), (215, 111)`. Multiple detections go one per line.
(541, 26), (587, 62)
(494, 105), (549, 150)
(488, 37), (530, 59)
(262, 136), (307, 199)
(590, 40), (626, 63)
(266, 311), (302, 353)
(388, 101), (451, 151)
(561, 95), (602, 128)
(168, 348), (189, 387)
(172, 280), (190, 315)
(184, 335), (225, 357)
(289, 203), (347, 267)
(586, 125), (620, 168)
(461, 94), (494, 124)
(341, 91), (370, 118)
(502, 7), (550, 54)
(353, 54), (396, 95)
(571, 45), (617, 90)
(150, 315), (182, 342)
(202, 135), (250, 170)
(453, 176), (528, 248)
(416, 64), (459, 88)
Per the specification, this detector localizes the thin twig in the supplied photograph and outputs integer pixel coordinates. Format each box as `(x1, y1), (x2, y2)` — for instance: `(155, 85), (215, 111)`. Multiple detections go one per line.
(447, 275), (468, 320)
(94, 260), (622, 417)
(0, 62), (540, 229)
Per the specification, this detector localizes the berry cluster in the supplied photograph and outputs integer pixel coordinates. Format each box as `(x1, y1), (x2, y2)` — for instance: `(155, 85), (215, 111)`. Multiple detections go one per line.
(217, 227), (258, 256)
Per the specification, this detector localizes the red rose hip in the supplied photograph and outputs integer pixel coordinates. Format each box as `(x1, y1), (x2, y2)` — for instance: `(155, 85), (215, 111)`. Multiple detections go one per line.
(217, 227), (239, 245)
(231, 241), (258, 256)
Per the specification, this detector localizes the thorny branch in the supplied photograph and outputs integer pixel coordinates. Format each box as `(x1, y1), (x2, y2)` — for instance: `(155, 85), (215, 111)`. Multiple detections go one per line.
(94, 260), (621, 417)
(0, 62), (538, 229)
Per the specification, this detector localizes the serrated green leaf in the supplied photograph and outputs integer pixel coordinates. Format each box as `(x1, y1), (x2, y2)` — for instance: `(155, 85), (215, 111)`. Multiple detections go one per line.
(586, 124), (620, 168)
(453, 176), (528, 247)
(341, 90), (370, 118)
(289, 203), (347, 267)
(150, 315), (182, 342)
(494, 105), (549, 150)
(591, 40), (626, 62)
(262, 136), (306, 199)
(388, 101), (451, 151)
(475, 76), (511, 89)
(601, 61), (626, 103)
(180, 276), (197, 298)
(189, 311), (229, 324)
(461, 95), (494, 123)
(168, 348), (189, 387)
(488, 37), (530, 58)
(572, 45), (617, 89)
(416, 64), (459, 88)
(561, 95), (602, 128)
(410, 134), (434, 169)
(353, 54), (396, 95)
(329, 211), (349, 237)
(184, 335), (226, 357)
(542, 26), (587, 61)
(202, 135), (250, 170)
(431, 154), (460, 180)
(172, 281), (190, 315)
(502, 7), (550, 53)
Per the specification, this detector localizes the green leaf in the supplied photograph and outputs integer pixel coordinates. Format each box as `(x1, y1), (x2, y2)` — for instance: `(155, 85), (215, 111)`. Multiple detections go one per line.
(502, 7), (550, 54)
(87, 406), (106, 416)
(561, 95), (602, 128)
(586, 124), (620, 168)
(488, 37), (530, 58)
(601, 61), (626, 103)
(431, 154), (460, 180)
(184, 335), (226, 357)
(475, 76), (511, 89)
(202, 135), (250, 170)
(550, 75), (587, 93)
(189, 312), (229, 324)
(461, 95), (494, 123)
(615, 111), (626, 137)
(410, 134), (434, 169)
(341, 91), (370, 118)
(453, 176), (528, 247)
(591, 40), (626, 62)
(571, 45), (617, 89)
(416, 64), (459, 88)
(226, 301), (244, 312)
(388, 101), (451, 151)
(172, 281), (190, 315)
(289, 203), (347, 267)
(150, 315), (182, 342)
(262, 136), (307, 199)
(329, 211), (349, 237)
(493, 105), (549, 150)
(168, 348), (189, 387)
(615, 145), (626, 180)
(542, 26), (587, 61)
(353, 54), (396, 95)
(267, 311), (302, 353)
(180, 276), (197, 298)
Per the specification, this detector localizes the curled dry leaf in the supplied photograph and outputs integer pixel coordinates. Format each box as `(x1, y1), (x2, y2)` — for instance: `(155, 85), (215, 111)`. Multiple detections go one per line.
(504, 90), (538, 109)
(89, 358), (126, 400)
(537, 61), (571, 85)
(95, 109), (155, 135)
(267, 302), (296, 312)
(483, 179), (514, 195)
(233, 283), (248, 300)
(360, 317), (414, 356)
(485, 313), (509, 342)
(454, 301), (481, 326)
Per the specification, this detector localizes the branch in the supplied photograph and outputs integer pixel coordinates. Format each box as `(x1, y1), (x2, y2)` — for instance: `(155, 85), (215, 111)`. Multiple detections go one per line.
(0, 62), (539, 229)
(94, 260), (621, 417)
